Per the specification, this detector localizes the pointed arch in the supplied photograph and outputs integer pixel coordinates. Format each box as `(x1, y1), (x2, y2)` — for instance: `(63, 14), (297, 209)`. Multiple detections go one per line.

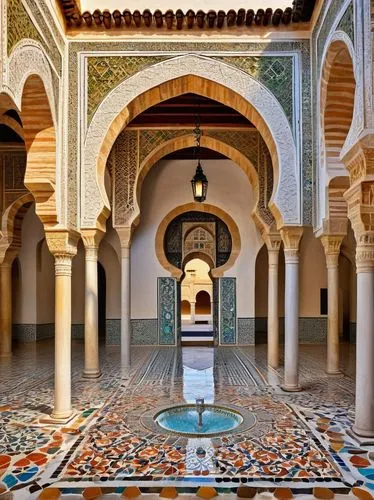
(82, 55), (300, 230)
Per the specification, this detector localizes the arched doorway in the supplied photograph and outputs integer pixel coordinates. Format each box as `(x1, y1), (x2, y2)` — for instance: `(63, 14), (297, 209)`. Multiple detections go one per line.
(196, 290), (211, 316)
(181, 258), (213, 346)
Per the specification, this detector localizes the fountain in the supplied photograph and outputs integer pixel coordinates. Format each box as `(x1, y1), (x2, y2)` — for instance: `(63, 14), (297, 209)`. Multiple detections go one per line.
(150, 400), (255, 437)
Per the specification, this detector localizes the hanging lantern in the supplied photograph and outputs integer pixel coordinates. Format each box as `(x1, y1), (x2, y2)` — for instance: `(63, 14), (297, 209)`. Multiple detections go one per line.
(191, 100), (208, 203)
(191, 160), (208, 202)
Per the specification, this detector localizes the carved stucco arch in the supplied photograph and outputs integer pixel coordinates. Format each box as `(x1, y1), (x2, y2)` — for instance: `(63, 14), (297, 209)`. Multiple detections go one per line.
(7, 41), (57, 127)
(319, 32), (357, 226)
(155, 202), (241, 280)
(129, 133), (268, 233)
(83, 55), (300, 231)
(5, 41), (59, 227)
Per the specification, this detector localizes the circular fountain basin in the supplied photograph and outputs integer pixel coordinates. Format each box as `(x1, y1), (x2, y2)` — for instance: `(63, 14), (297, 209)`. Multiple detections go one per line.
(154, 404), (243, 437)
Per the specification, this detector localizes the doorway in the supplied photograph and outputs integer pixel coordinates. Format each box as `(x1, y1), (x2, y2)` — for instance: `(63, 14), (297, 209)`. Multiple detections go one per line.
(181, 258), (214, 346)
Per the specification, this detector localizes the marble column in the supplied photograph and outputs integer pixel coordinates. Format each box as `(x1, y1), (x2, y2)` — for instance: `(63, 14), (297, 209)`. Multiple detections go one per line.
(117, 227), (132, 368)
(190, 302), (196, 324)
(321, 235), (344, 375)
(0, 261), (13, 357)
(280, 227), (303, 392)
(46, 231), (78, 422)
(265, 235), (281, 369)
(82, 230), (104, 379)
(353, 236), (374, 437)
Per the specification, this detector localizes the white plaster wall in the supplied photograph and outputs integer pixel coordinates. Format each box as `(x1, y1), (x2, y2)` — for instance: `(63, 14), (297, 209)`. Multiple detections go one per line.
(72, 240), (85, 324)
(299, 227), (327, 317)
(131, 158), (263, 319)
(13, 205), (46, 324)
(36, 239), (55, 324)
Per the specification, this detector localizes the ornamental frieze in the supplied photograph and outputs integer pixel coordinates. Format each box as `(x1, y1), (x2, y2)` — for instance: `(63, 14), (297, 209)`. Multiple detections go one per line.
(87, 56), (169, 123)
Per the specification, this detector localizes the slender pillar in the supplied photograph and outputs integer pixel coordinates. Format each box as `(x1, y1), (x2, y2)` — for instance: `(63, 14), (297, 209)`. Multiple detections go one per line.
(353, 238), (374, 437)
(46, 231), (78, 422)
(117, 227), (132, 368)
(265, 235), (281, 369)
(321, 235), (344, 375)
(52, 254), (74, 419)
(280, 227), (303, 392)
(190, 302), (196, 324)
(0, 262), (13, 357)
(82, 230), (104, 378)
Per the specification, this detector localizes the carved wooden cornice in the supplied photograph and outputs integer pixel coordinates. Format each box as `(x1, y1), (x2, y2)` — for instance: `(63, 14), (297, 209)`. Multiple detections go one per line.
(57, 0), (316, 31)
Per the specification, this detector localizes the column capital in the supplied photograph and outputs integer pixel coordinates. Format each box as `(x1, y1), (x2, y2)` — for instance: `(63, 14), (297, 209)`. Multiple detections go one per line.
(115, 226), (133, 249)
(320, 234), (345, 268)
(263, 232), (282, 253)
(82, 229), (105, 260)
(280, 226), (303, 262)
(81, 229), (105, 249)
(46, 230), (79, 276)
(342, 134), (374, 185)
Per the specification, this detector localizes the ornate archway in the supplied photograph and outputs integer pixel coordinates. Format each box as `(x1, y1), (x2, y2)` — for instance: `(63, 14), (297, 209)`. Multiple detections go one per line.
(155, 203), (241, 280)
(82, 55), (300, 231)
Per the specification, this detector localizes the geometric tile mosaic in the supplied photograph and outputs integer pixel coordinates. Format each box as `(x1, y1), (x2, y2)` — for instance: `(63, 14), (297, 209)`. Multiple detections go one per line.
(0, 342), (372, 497)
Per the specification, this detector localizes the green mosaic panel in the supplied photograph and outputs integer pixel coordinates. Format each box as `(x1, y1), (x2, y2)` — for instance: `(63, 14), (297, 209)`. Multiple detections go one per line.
(87, 56), (168, 123)
(214, 56), (294, 126)
(337, 2), (354, 44)
(219, 277), (237, 345)
(7, 0), (43, 55)
(158, 277), (177, 345)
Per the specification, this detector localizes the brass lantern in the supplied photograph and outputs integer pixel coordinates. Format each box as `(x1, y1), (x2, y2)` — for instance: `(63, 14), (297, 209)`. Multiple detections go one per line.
(191, 160), (208, 202)
(191, 107), (208, 202)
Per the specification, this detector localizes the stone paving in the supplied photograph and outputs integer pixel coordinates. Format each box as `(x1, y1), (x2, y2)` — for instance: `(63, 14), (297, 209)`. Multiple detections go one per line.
(0, 341), (373, 498)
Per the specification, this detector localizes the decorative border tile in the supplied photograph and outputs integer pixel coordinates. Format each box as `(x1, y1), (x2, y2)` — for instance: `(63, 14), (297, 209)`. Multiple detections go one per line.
(12, 324), (37, 342)
(105, 319), (120, 345)
(36, 323), (54, 340)
(131, 319), (158, 345)
(299, 317), (328, 343)
(237, 317), (255, 345)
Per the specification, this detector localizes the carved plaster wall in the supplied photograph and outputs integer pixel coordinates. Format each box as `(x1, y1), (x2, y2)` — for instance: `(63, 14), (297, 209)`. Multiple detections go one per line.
(111, 128), (274, 230)
(82, 54), (300, 229)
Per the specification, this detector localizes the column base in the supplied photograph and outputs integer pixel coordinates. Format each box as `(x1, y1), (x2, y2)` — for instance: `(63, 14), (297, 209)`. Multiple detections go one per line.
(0, 352), (12, 358)
(82, 369), (102, 379)
(268, 362), (280, 370)
(280, 384), (302, 392)
(325, 369), (343, 376)
(347, 427), (374, 446)
(40, 410), (76, 425)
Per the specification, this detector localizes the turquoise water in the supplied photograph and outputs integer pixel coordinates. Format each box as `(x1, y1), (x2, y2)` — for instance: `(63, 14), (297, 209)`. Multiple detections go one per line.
(155, 406), (242, 435)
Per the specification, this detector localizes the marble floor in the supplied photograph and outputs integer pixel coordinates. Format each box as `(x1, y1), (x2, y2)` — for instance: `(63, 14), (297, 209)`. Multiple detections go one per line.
(0, 340), (372, 499)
